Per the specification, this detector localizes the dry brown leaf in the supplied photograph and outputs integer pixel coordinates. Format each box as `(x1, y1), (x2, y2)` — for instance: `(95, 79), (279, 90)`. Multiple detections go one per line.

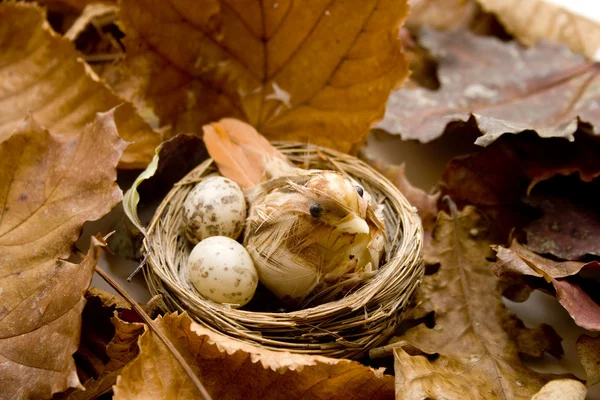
(0, 3), (159, 168)
(478, 0), (600, 61)
(576, 334), (600, 388)
(492, 241), (600, 331)
(379, 29), (600, 143)
(34, 0), (116, 13)
(391, 206), (570, 399)
(407, 0), (480, 31)
(0, 236), (108, 399)
(524, 194), (600, 260)
(64, 290), (144, 400)
(531, 379), (587, 400)
(118, 0), (409, 153)
(0, 112), (125, 399)
(113, 312), (394, 399)
(64, 3), (117, 41)
(492, 241), (593, 280)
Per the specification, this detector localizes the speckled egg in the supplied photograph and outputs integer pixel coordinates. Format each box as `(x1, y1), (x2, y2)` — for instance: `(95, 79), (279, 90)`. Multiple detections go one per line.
(187, 236), (258, 307)
(182, 176), (246, 244)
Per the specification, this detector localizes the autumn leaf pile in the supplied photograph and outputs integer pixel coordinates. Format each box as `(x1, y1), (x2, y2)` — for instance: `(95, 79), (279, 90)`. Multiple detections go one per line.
(1, 0), (600, 399)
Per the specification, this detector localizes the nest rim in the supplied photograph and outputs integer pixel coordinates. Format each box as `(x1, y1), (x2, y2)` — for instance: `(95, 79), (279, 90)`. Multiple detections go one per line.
(141, 142), (424, 359)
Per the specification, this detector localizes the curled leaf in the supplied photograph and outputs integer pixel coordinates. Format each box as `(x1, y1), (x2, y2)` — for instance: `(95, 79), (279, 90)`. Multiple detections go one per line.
(380, 29), (600, 143)
(0, 3), (160, 168)
(0, 112), (125, 398)
(118, 0), (409, 152)
(479, 0), (600, 61)
(492, 242), (600, 331)
(113, 313), (394, 399)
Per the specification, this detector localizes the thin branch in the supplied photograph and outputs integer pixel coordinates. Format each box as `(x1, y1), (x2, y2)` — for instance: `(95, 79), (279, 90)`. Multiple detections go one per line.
(94, 265), (213, 400)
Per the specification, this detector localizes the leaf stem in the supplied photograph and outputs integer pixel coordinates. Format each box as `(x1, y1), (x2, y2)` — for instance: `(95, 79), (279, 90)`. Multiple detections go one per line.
(94, 265), (213, 400)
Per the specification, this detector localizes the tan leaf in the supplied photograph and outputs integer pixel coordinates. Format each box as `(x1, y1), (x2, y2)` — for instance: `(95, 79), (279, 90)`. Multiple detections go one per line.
(34, 0), (116, 13)
(0, 112), (125, 399)
(65, 290), (144, 400)
(478, 0), (600, 61)
(113, 312), (394, 399)
(576, 334), (600, 388)
(531, 379), (587, 400)
(392, 206), (569, 399)
(0, 236), (108, 399)
(118, 0), (409, 153)
(380, 29), (600, 143)
(407, 0), (480, 31)
(64, 3), (117, 41)
(0, 3), (160, 168)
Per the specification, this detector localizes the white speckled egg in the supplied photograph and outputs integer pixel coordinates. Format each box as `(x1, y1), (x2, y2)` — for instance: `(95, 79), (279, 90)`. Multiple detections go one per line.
(187, 236), (258, 307)
(182, 176), (246, 244)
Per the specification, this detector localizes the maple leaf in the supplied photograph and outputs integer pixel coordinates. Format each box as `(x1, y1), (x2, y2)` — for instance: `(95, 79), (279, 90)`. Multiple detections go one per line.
(112, 312), (394, 399)
(0, 3), (160, 169)
(391, 205), (577, 399)
(117, 0), (409, 153)
(478, 0), (600, 61)
(0, 112), (125, 399)
(379, 29), (600, 143)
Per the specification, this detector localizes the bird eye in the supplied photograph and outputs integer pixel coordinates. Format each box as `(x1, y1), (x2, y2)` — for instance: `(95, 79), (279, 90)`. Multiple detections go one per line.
(354, 185), (364, 197)
(309, 203), (322, 218)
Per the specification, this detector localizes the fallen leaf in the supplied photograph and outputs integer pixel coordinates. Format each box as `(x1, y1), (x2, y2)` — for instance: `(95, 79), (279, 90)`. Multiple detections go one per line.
(440, 128), (600, 242)
(35, 0), (116, 13)
(478, 0), (600, 61)
(113, 312), (394, 399)
(492, 241), (594, 280)
(576, 334), (600, 387)
(406, 0), (480, 31)
(553, 279), (600, 332)
(64, 290), (144, 400)
(530, 379), (587, 400)
(492, 242), (600, 331)
(117, 134), (207, 261)
(64, 3), (117, 41)
(391, 206), (568, 399)
(379, 29), (600, 143)
(118, 0), (409, 152)
(0, 3), (160, 168)
(0, 236), (108, 399)
(0, 112), (125, 399)
(524, 193), (600, 260)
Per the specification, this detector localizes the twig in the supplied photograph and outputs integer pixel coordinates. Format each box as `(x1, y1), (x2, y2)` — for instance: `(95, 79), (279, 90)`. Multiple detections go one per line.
(94, 265), (213, 400)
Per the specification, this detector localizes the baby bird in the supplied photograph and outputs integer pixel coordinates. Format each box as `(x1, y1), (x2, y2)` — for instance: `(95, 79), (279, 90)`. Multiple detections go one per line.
(203, 119), (385, 306)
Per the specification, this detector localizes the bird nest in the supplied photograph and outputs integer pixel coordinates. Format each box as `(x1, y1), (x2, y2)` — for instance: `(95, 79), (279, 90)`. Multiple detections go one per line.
(141, 143), (424, 359)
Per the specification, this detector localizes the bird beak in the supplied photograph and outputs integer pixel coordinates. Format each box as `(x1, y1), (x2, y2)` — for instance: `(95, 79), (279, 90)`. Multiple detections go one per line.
(337, 213), (370, 235)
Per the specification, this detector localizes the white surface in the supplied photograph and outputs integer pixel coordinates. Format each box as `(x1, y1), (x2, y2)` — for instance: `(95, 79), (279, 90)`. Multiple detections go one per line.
(546, 0), (600, 23)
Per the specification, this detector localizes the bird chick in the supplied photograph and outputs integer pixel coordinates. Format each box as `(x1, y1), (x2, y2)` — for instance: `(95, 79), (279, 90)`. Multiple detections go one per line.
(203, 119), (385, 306)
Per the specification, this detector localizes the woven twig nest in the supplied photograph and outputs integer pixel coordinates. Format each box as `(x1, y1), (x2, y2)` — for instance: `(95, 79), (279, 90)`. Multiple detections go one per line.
(141, 143), (423, 359)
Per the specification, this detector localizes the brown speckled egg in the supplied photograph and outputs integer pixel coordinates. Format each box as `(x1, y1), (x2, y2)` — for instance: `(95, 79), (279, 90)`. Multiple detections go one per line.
(188, 236), (258, 307)
(182, 176), (246, 244)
